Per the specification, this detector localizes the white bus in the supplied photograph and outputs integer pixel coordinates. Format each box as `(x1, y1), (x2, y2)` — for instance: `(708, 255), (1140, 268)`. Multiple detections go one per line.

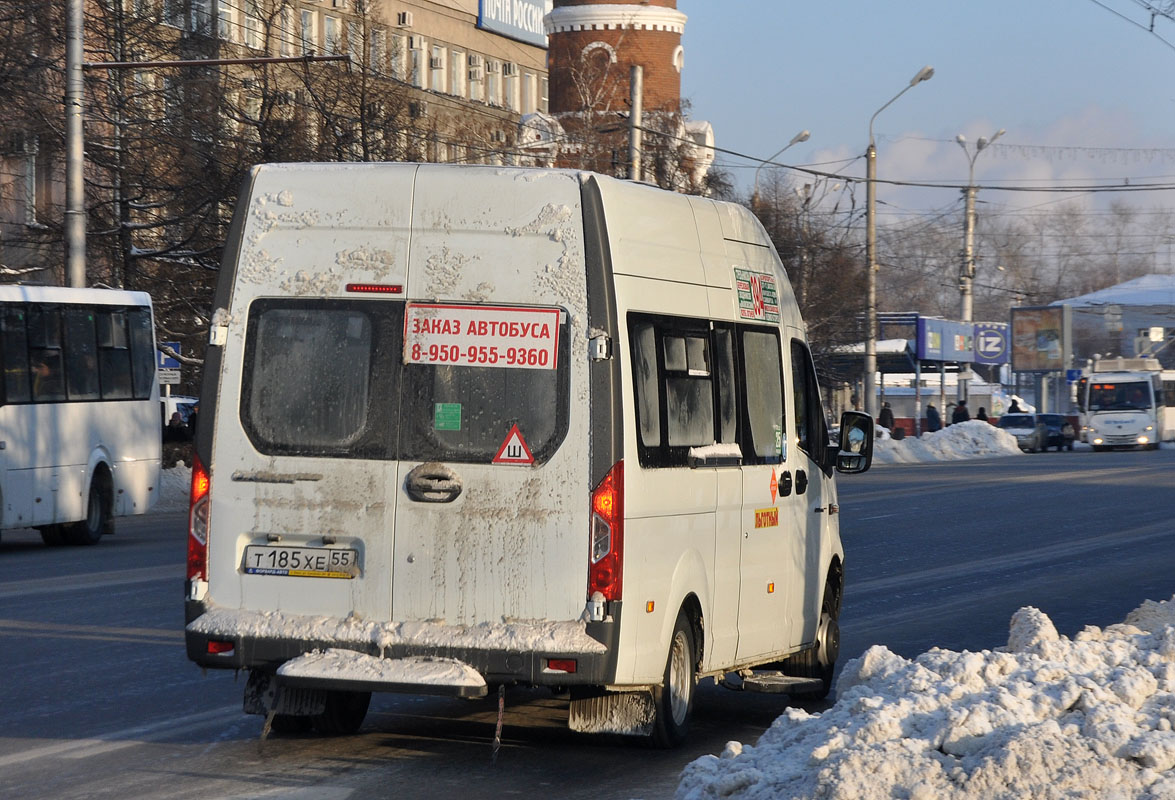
(0, 285), (161, 545)
(1077, 365), (1175, 450)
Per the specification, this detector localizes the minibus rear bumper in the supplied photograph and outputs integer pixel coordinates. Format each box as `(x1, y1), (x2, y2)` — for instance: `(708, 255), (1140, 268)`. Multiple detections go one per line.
(185, 599), (621, 688)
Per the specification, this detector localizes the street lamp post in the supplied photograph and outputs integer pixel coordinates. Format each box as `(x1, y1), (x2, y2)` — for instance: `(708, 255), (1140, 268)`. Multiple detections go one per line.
(752, 129), (810, 208)
(956, 128), (1004, 401)
(864, 66), (934, 419)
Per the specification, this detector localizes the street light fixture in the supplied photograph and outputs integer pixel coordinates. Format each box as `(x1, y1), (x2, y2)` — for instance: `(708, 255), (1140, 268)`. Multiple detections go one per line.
(956, 128), (1004, 402)
(864, 66), (934, 418)
(752, 129), (810, 207)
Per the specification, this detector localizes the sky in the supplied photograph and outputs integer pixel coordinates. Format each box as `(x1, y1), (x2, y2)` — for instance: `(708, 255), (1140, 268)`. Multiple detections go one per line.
(680, 0), (1175, 222)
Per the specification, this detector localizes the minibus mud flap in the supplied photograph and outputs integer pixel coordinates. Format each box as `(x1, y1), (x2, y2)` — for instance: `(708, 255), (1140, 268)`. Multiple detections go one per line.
(273, 649), (488, 698)
(567, 689), (656, 736)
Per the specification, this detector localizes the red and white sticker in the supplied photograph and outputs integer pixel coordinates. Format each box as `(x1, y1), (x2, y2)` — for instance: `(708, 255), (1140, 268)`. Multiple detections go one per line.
(404, 303), (560, 370)
(493, 424), (534, 465)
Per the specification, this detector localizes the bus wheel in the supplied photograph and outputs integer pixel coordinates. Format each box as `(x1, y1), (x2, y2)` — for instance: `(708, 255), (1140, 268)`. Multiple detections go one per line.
(650, 611), (697, 748)
(312, 690), (371, 735)
(39, 525), (67, 547)
(783, 581), (841, 700)
(67, 481), (110, 546)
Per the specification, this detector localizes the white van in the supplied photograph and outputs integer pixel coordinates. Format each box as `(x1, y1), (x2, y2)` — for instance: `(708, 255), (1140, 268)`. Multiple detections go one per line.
(184, 163), (873, 746)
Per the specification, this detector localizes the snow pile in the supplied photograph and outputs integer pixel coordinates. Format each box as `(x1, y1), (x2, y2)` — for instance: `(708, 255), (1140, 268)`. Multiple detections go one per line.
(678, 597), (1175, 800)
(277, 649), (486, 688)
(873, 420), (1023, 464)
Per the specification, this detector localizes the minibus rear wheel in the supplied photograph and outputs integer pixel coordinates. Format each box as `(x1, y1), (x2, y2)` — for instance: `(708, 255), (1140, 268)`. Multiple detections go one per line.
(650, 611), (696, 748)
(312, 690), (371, 735)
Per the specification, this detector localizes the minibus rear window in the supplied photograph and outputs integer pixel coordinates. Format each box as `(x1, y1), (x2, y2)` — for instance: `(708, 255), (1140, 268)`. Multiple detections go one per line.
(240, 299), (569, 464)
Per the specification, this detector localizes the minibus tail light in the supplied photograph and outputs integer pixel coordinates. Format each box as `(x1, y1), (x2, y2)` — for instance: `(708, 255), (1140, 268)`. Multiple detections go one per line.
(588, 460), (623, 601)
(187, 452), (211, 583)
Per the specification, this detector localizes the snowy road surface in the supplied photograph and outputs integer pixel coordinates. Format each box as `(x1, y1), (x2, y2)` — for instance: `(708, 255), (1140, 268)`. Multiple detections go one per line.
(1, 446), (1173, 798)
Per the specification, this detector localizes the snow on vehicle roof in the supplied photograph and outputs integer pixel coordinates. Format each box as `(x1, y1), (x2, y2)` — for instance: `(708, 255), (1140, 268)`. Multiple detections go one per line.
(678, 596), (1175, 800)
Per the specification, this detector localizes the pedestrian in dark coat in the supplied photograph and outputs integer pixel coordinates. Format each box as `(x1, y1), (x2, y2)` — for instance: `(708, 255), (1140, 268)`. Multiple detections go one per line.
(1008, 399), (1022, 413)
(925, 403), (942, 433)
(952, 400), (971, 424)
(878, 402), (895, 430)
(975, 406), (989, 422)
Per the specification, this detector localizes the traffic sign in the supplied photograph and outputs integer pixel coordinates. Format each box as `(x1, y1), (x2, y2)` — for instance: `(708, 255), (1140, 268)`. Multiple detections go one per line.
(158, 342), (181, 369)
(158, 368), (181, 385)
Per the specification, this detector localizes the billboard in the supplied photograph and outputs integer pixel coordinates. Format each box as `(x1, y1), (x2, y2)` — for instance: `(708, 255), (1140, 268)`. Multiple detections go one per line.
(479, 0), (551, 48)
(916, 318), (975, 362)
(1011, 305), (1072, 372)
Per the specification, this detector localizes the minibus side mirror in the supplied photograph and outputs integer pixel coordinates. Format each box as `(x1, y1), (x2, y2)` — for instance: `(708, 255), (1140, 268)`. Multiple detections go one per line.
(835, 411), (873, 474)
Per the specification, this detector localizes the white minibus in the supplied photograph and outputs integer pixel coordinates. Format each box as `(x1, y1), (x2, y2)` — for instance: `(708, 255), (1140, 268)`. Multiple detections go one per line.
(185, 164), (873, 746)
(0, 285), (161, 545)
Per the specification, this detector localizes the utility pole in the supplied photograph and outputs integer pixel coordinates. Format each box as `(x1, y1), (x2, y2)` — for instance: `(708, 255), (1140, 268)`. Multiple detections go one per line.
(864, 66), (934, 419)
(628, 65), (642, 181)
(65, 0), (86, 288)
(956, 128), (1004, 402)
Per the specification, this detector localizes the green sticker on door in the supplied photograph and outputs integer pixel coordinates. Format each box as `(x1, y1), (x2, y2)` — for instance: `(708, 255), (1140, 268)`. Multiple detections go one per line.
(434, 403), (462, 431)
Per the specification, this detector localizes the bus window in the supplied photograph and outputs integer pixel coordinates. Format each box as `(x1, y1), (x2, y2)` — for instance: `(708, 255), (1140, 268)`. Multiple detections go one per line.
(28, 307), (65, 402)
(128, 308), (155, 400)
(64, 308), (100, 401)
(97, 311), (133, 399)
(2, 307), (31, 404)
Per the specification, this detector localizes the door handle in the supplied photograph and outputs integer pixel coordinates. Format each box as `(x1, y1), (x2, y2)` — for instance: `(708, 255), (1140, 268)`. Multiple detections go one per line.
(405, 462), (463, 503)
(778, 470), (793, 497)
(795, 469), (808, 495)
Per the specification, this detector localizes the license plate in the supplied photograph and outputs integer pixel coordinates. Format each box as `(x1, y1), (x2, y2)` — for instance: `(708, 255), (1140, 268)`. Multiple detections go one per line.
(243, 546), (359, 579)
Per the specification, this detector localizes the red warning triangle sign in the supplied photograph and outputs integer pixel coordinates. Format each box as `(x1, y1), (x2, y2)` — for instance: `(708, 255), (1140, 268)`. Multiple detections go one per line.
(492, 424), (535, 465)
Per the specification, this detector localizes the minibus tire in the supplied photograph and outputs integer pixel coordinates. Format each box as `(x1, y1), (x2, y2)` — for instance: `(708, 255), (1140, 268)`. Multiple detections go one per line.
(650, 612), (696, 748)
(270, 714), (314, 735)
(312, 690), (371, 735)
(782, 583), (840, 700)
(66, 482), (109, 546)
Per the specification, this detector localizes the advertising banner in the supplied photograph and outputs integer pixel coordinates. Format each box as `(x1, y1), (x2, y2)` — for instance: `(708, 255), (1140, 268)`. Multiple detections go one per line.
(972, 322), (1010, 365)
(916, 318), (975, 362)
(479, 0), (551, 47)
(1011, 305), (1071, 372)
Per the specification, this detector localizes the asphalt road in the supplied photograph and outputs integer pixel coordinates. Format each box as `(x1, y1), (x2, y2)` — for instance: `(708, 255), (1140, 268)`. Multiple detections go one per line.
(1, 447), (1173, 799)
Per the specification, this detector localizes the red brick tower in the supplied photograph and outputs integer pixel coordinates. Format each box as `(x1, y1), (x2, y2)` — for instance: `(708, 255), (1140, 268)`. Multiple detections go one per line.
(545, 0), (687, 116)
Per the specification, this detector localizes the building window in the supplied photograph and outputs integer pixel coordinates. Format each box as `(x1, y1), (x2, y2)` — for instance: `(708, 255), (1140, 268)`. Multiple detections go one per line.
(430, 45), (446, 92)
(324, 15), (342, 55)
(162, 0), (183, 27)
(390, 34), (406, 79)
(301, 10), (317, 55)
(217, 1), (237, 43)
(540, 77), (549, 112)
(522, 73), (536, 114)
(244, 3), (264, 50)
(410, 41), (423, 87)
(450, 51), (465, 97)
(369, 28), (386, 74)
(190, 0), (212, 35)
(278, 6), (296, 56)
(486, 62), (500, 106)
(347, 21), (362, 64)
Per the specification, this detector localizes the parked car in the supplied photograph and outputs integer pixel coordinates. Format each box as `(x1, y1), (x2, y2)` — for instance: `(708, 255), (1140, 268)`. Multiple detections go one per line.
(997, 413), (1047, 453)
(1037, 413), (1076, 451)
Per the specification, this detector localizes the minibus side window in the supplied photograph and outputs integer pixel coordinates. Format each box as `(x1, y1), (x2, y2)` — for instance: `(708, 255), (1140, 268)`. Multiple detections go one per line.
(714, 327), (737, 443)
(741, 329), (784, 463)
(791, 339), (829, 471)
(664, 333), (714, 446)
(632, 324), (661, 447)
(96, 311), (133, 400)
(630, 314), (738, 467)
